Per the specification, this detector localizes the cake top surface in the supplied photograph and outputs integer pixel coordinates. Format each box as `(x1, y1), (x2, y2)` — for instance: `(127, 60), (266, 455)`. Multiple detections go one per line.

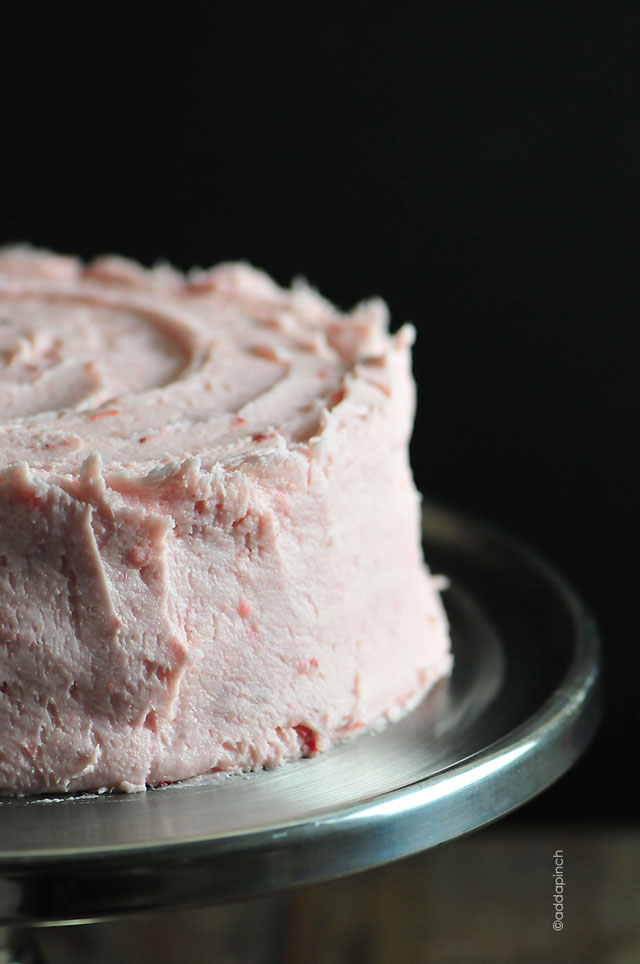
(0, 246), (412, 483)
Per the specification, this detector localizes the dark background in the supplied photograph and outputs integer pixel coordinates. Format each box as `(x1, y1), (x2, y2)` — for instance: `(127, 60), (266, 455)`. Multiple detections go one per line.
(1, 4), (635, 820)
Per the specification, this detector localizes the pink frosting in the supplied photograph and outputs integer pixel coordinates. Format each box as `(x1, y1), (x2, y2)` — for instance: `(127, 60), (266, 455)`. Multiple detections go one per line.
(0, 246), (452, 793)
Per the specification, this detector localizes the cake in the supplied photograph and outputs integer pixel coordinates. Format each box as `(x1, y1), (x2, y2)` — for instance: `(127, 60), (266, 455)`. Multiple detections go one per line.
(0, 245), (452, 794)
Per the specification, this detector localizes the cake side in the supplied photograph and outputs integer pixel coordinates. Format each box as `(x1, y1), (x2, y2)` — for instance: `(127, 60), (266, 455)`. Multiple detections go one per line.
(0, 247), (451, 793)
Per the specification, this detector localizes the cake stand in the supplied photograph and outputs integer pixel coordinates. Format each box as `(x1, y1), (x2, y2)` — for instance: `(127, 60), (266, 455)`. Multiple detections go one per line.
(0, 503), (601, 960)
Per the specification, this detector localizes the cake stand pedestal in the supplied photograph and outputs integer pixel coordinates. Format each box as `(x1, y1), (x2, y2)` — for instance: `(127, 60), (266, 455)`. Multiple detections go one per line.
(0, 927), (42, 963)
(0, 505), (601, 959)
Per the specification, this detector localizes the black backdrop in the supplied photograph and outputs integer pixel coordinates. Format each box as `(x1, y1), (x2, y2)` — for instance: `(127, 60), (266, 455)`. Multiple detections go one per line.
(1, 4), (636, 820)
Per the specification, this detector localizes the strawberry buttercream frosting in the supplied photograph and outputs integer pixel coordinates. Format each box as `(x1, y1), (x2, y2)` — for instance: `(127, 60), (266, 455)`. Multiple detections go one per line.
(0, 245), (452, 793)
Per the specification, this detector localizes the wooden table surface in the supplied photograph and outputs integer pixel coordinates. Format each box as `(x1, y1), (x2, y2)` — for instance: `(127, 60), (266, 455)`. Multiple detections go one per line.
(21, 822), (640, 964)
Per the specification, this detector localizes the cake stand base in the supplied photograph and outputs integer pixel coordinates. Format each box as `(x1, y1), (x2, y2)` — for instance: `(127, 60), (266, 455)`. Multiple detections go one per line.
(0, 504), (601, 929)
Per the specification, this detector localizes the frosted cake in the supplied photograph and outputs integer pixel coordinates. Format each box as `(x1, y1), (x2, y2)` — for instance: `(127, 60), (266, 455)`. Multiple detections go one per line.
(0, 246), (451, 793)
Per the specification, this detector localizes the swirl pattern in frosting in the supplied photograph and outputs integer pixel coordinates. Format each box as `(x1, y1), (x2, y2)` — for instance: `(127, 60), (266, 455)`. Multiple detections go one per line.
(0, 245), (392, 476)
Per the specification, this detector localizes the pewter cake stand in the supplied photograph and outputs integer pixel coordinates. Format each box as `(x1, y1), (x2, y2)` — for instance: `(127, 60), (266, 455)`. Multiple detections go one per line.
(0, 504), (601, 959)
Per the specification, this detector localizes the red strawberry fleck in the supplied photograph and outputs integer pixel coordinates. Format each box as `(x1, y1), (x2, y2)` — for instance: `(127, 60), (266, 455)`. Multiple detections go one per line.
(87, 408), (120, 422)
(17, 490), (42, 506)
(293, 724), (318, 753)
